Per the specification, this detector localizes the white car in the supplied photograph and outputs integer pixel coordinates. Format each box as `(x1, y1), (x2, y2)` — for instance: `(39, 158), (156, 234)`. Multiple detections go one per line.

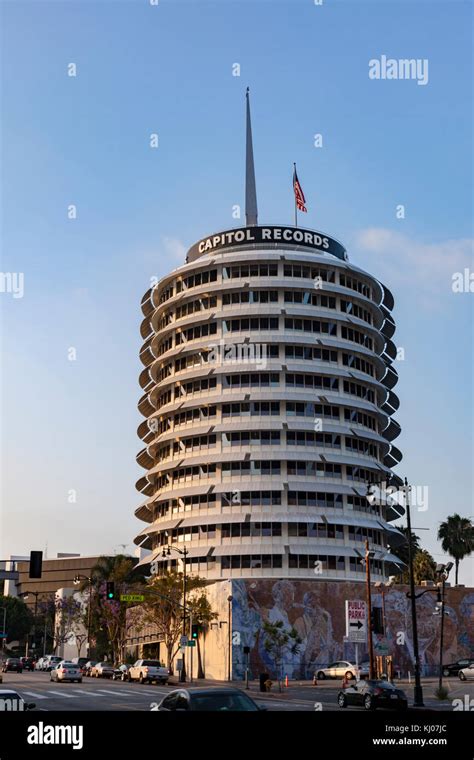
(128, 659), (169, 685)
(458, 664), (474, 681)
(0, 689), (36, 711)
(50, 663), (82, 683)
(315, 660), (368, 681)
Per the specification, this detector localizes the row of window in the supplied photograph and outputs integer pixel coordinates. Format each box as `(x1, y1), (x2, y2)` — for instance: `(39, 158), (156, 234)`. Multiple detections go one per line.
(175, 296), (217, 319)
(150, 490), (383, 518)
(157, 265), (373, 304)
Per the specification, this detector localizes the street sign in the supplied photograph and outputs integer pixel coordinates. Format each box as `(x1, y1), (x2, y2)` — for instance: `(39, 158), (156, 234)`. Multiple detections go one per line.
(345, 600), (367, 643)
(187, 640), (196, 647)
(180, 635), (188, 646)
(120, 594), (145, 602)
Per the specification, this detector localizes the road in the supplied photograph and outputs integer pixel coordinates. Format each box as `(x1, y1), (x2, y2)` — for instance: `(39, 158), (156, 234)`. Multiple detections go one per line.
(1, 671), (471, 712)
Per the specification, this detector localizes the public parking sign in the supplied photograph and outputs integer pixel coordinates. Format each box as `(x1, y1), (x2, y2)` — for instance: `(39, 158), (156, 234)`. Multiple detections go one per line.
(345, 600), (367, 642)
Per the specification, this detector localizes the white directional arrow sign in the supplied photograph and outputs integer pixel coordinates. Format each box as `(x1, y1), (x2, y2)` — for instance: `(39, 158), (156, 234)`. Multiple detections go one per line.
(345, 600), (367, 643)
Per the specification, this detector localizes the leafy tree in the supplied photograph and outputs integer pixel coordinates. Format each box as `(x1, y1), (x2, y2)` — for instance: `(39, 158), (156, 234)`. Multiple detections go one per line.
(392, 527), (421, 572)
(399, 548), (437, 584)
(0, 595), (33, 645)
(142, 572), (206, 671)
(438, 514), (474, 585)
(261, 620), (302, 692)
(187, 591), (218, 679)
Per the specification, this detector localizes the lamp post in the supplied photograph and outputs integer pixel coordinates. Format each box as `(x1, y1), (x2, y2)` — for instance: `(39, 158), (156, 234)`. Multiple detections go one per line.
(0, 607), (6, 650)
(435, 562), (453, 692)
(73, 575), (95, 658)
(227, 595), (233, 682)
(19, 591), (41, 656)
(161, 544), (189, 683)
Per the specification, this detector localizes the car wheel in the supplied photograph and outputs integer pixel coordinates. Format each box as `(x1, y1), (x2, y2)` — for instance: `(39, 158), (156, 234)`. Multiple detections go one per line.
(139, 674), (145, 684)
(317, 671), (326, 680)
(345, 671), (354, 681)
(121, 674), (127, 682)
(364, 695), (374, 711)
(459, 672), (466, 681)
(442, 669), (450, 677)
(78, 678), (82, 683)
(399, 702), (408, 711)
(50, 676), (53, 681)
(338, 693), (347, 708)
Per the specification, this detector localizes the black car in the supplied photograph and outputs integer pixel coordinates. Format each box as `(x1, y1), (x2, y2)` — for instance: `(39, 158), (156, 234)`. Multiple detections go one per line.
(1, 658), (23, 673)
(20, 657), (36, 671)
(338, 679), (408, 711)
(442, 658), (474, 677)
(157, 687), (266, 712)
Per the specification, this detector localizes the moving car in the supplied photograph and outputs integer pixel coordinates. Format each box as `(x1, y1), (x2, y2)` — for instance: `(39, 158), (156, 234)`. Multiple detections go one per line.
(458, 663), (474, 681)
(0, 689), (35, 711)
(338, 679), (408, 711)
(112, 664), (130, 681)
(128, 659), (169, 685)
(315, 661), (367, 681)
(50, 663), (83, 683)
(156, 688), (265, 711)
(442, 658), (474, 677)
(1, 658), (23, 673)
(90, 662), (114, 679)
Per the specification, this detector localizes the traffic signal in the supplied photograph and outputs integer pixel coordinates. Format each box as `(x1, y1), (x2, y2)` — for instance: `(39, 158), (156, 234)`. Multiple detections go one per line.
(371, 607), (384, 635)
(191, 624), (199, 640)
(106, 581), (115, 600)
(29, 551), (43, 579)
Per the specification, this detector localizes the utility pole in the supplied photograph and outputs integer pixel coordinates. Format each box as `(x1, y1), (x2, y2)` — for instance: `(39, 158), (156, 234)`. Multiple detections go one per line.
(365, 540), (375, 680)
(404, 478), (424, 707)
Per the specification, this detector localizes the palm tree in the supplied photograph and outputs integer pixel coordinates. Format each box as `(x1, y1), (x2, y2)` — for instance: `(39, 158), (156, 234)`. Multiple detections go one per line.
(437, 514), (474, 585)
(392, 527), (421, 579)
(187, 592), (218, 678)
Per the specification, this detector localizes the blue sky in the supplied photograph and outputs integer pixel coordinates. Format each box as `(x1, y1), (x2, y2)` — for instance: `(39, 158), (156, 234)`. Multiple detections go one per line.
(1, 0), (472, 584)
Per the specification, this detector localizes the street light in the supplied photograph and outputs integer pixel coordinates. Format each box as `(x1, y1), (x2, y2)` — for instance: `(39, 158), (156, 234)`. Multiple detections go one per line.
(362, 541), (376, 680)
(435, 562), (453, 692)
(402, 478), (425, 707)
(161, 544), (189, 683)
(0, 607), (6, 650)
(227, 595), (233, 682)
(73, 575), (95, 658)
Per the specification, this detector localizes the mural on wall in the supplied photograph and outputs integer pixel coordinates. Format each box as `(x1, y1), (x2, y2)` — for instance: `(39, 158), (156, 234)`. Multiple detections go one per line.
(231, 580), (474, 680)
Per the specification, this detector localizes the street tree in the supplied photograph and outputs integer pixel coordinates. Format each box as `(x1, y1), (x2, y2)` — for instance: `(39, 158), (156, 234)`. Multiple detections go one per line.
(0, 595), (33, 647)
(187, 591), (218, 678)
(261, 620), (302, 692)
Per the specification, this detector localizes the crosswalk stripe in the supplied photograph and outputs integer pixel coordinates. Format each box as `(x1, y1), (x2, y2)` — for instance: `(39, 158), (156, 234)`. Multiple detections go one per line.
(21, 691), (49, 700)
(48, 690), (78, 698)
(71, 690), (103, 697)
(97, 689), (138, 697)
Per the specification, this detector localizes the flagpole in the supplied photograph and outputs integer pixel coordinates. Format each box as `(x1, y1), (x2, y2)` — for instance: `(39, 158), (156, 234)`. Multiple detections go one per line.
(293, 163), (297, 227)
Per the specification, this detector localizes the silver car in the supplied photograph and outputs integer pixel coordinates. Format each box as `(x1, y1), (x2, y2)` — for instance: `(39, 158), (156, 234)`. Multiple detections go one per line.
(50, 663), (82, 683)
(315, 660), (367, 681)
(458, 663), (474, 681)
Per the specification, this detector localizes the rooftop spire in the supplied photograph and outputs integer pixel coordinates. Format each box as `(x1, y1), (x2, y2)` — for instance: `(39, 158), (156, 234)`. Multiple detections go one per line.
(245, 87), (258, 226)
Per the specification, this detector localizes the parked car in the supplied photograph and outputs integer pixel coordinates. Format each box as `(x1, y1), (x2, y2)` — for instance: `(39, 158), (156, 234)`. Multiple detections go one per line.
(36, 655), (62, 672)
(71, 657), (89, 672)
(112, 664), (130, 681)
(458, 664), (474, 681)
(156, 687), (265, 711)
(1, 658), (23, 673)
(338, 679), (408, 711)
(128, 659), (169, 685)
(315, 661), (366, 681)
(90, 662), (114, 679)
(443, 658), (474, 677)
(50, 663), (83, 683)
(20, 657), (36, 671)
(0, 689), (35, 711)
(83, 660), (97, 677)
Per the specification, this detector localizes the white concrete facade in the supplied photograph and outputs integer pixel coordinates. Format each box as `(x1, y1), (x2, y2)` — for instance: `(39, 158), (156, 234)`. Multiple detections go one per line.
(134, 228), (404, 582)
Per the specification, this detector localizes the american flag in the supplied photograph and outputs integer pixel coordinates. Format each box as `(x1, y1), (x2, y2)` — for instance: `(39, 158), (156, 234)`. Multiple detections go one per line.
(293, 166), (307, 213)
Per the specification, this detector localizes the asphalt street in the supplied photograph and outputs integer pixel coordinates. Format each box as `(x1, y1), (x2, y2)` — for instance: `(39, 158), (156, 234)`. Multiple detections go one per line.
(1, 671), (471, 712)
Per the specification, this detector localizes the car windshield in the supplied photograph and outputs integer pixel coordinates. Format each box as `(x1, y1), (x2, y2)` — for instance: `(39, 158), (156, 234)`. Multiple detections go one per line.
(142, 661), (162, 667)
(191, 693), (259, 711)
(62, 664), (76, 669)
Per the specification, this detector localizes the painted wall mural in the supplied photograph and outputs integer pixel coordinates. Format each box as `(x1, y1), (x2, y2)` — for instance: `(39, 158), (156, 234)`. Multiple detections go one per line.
(231, 580), (474, 680)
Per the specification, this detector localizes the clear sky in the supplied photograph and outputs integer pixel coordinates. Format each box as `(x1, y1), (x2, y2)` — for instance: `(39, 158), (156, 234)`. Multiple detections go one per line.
(1, 0), (472, 584)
